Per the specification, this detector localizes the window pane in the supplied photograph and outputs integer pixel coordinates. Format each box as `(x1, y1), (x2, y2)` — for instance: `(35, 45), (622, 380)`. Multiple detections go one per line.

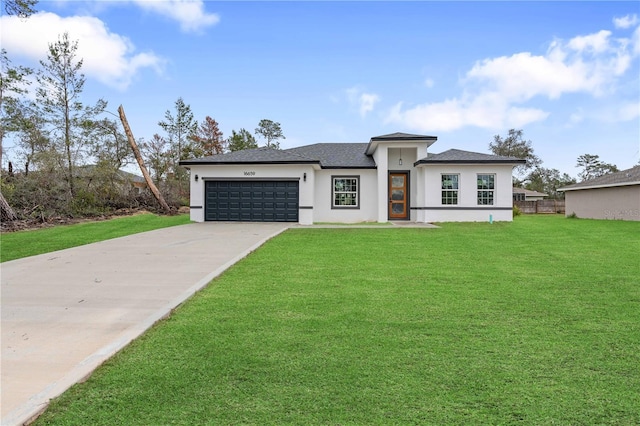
(442, 174), (459, 205)
(442, 190), (458, 205)
(442, 174), (458, 189)
(477, 174), (495, 190)
(333, 176), (359, 207)
(391, 176), (405, 187)
(391, 189), (404, 200)
(477, 191), (494, 205)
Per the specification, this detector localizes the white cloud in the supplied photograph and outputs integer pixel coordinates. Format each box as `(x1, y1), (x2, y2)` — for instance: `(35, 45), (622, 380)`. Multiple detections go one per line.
(0, 12), (165, 91)
(386, 24), (638, 132)
(469, 30), (633, 99)
(385, 95), (548, 132)
(613, 14), (638, 29)
(424, 78), (434, 89)
(346, 87), (380, 118)
(132, 0), (219, 33)
(567, 30), (612, 54)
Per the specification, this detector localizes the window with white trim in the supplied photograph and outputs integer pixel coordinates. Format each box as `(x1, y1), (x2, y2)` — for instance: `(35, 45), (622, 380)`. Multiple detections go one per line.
(477, 174), (495, 205)
(332, 176), (359, 209)
(441, 174), (459, 205)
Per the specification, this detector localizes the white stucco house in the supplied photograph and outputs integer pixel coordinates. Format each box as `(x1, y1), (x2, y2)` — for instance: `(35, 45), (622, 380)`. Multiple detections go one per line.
(179, 132), (525, 225)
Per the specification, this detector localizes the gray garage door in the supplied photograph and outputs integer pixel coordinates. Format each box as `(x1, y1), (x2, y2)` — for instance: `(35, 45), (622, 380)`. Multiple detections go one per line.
(205, 180), (299, 222)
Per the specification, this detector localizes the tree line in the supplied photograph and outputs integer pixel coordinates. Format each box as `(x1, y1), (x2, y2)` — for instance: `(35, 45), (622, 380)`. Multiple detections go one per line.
(489, 129), (622, 199)
(0, 29), (284, 222)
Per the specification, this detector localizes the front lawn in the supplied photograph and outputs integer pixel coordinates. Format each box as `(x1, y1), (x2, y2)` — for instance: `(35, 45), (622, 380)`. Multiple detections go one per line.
(34, 216), (640, 425)
(0, 213), (190, 262)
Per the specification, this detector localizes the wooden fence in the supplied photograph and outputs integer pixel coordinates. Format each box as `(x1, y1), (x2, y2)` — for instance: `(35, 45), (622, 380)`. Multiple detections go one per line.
(515, 200), (565, 214)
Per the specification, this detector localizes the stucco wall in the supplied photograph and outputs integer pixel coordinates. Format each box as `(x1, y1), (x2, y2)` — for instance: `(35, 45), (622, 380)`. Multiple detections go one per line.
(377, 144), (424, 222)
(313, 169), (378, 223)
(564, 185), (640, 221)
(186, 164), (316, 224)
(186, 157), (518, 224)
(418, 164), (515, 222)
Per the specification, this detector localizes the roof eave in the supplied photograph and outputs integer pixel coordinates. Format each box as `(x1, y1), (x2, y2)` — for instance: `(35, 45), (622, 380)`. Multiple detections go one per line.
(365, 137), (438, 155)
(370, 135), (438, 142)
(178, 160), (321, 166)
(320, 165), (377, 169)
(559, 181), (640, 192)
(413, 159), (526, 166)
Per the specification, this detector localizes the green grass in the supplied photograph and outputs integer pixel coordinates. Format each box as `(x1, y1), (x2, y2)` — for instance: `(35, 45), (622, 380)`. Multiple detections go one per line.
(33, 216), (640, 425)
(0, 213), (190, 262)
(313, 221), (392, 225)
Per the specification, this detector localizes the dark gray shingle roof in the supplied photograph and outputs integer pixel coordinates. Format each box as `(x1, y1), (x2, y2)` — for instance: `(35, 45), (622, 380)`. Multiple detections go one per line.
(287, 143), (375, 168)
(559, 165), (640, 191)
(370, 132), (437, 141)
(179, 147), (319, 165)
(179, 144), (375, 168)
(414, 149), (526, 165)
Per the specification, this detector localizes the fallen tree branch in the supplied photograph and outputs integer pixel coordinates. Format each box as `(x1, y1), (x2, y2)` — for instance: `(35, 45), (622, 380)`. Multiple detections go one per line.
(117, 105), (172, 215)
(0, 190), (17, 222)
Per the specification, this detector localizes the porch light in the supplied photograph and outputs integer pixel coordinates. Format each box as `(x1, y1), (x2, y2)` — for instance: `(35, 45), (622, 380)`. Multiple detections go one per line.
(195, 174), (199, 182)
(399, 149), (403, 166)
(304, 172), (307, 182)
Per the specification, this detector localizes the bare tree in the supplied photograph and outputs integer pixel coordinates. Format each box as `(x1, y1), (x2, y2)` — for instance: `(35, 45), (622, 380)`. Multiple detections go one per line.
(91, 118), (133, 171)
(158, 97), (197, 172)
(1, 49), (33, 221)
(36, 32), (106, 197)
(190, 116), (225, 156)
(0, 0), (38, 221)
(141, 134), (171, 184)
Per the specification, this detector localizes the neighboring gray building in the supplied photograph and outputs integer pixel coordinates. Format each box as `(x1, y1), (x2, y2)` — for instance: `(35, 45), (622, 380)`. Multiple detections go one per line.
(559, 166), (640, 221)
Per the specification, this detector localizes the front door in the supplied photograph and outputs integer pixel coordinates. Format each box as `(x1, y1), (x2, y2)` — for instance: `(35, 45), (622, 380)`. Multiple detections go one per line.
(388, 172), (409, 220)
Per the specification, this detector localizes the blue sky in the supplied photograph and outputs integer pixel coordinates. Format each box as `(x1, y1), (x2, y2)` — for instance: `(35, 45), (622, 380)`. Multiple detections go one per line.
(2, 1), (639, 178)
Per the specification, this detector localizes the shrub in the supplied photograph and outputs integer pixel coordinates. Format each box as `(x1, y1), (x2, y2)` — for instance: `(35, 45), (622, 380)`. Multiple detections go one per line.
(513, 205), (522, 217)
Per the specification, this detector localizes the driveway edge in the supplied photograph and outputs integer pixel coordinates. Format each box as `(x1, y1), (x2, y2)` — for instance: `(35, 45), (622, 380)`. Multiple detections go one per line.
(3, 226), (291, 426)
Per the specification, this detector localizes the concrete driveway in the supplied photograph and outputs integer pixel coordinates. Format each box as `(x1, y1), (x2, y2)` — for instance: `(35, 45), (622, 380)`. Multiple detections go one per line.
(1, 222), (289, 426)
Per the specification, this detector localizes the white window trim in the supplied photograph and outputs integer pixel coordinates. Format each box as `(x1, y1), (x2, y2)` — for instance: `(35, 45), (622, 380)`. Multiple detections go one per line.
(441, 174), (459, 205)
(477, 174), (495, 205)
(332, 175), (360, 209)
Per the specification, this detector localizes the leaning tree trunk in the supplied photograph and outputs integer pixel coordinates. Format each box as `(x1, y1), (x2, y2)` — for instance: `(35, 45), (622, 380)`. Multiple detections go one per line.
(0, 189), (17, 222)
(118, 105), (172, 215)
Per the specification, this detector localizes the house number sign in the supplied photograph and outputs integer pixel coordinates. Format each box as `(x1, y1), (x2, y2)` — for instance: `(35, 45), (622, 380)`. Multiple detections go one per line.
(243, 171), (256, 176)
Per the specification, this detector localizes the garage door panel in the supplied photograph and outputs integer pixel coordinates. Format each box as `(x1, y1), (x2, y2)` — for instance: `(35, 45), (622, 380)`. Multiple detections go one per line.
(205, 180), (298, 222)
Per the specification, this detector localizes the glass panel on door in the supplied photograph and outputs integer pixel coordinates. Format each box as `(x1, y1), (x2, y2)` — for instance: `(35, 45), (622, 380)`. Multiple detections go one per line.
(389, 172), (408, 219)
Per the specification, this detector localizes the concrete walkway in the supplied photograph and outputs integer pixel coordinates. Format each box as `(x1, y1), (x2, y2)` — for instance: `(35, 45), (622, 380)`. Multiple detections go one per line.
(1, 223), (289, 426)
